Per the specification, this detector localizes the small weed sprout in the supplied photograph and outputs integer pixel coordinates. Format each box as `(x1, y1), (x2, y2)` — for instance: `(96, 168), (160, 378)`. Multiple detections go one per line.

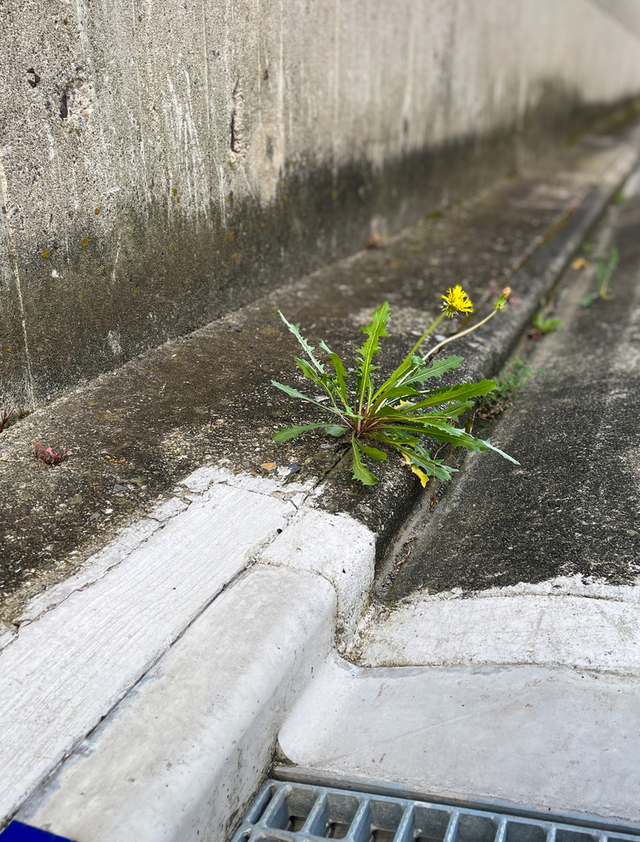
(1, 407), (15, 433)
(272, 286), (518, 486)
(34, 442), (72, 466)
(0, 406), (29, 433)
(581, 247), (618, 307)
(475, 357), (534, 420)
(529, 296), (563, 338)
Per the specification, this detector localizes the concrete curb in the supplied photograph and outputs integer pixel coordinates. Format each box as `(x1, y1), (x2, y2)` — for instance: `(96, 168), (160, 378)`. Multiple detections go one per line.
(18, 566), (338, 842)
(356, 582), (640, 675)
(1, 465), (375, 840)
(3, 134), (640, 839)
(277, 656), (640, 822)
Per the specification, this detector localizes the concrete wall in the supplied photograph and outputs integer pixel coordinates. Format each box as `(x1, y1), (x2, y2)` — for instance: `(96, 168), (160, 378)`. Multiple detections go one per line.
(2, 0), (640, 408)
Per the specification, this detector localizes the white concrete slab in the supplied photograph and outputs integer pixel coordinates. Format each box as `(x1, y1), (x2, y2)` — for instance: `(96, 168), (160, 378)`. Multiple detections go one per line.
(260, 509), (376, 639)
(19, 566), (337, 842)
(279, 657), (640, 822)
(0, 484), (292, 824)
(10, 517), (161, 627)
(11, 464), (309, 629)
(358, 592), (640, 673)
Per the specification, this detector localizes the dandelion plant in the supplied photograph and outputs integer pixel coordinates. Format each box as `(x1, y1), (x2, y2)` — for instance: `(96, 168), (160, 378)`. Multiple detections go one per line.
(272, 285), (518, 485)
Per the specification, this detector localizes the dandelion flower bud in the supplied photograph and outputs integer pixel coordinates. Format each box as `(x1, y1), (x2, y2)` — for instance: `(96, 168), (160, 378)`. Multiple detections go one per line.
(494, 287), (511, 310)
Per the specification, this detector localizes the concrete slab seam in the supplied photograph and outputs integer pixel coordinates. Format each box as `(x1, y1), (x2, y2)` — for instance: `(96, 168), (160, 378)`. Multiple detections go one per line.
(276, 657), (640, 821)
(258, 508), (377, 645)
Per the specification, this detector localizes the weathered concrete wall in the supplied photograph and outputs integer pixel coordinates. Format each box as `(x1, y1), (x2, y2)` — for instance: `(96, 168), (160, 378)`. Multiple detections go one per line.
(2, 0), (640, 408)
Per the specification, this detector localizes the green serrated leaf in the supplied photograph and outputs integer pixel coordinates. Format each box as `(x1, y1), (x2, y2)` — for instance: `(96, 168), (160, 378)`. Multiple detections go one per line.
(371, 353), (464, 408)
(274, 422), (349, 442)
(369, 430), (419, 447)
(404, 447), (458, 481)
(271, 380), (323, 404)
(378, 421), (486, 452)
(408, 379), (497, 411)
(432, 462), (457, 481)
(295, 357), (324, 385)
(380, 399), (473, 420)
(351, 438), (379, 485)
(376, 385), (421, 403)
(402, 354), (464, 386)
(356, 302), (390, 411)
(277, 310), (325, 373)
(424, 400), (474, 418)
(326, 424), (348, 436)
(320, 340), (349, 405)
(480, 438), (520, 464)
(356, 441), (388, 461)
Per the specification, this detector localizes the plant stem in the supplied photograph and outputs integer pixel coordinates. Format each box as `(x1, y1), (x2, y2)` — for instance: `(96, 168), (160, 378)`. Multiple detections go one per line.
(408, 312), (446, 357)
(425, 307), (499, 359)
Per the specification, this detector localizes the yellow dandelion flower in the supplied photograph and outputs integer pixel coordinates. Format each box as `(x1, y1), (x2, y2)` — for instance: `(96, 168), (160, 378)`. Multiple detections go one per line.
(441, 285), (473, 317)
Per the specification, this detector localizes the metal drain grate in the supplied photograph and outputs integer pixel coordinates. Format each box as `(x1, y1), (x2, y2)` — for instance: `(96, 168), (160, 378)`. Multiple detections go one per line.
(230, 780), (640, 842)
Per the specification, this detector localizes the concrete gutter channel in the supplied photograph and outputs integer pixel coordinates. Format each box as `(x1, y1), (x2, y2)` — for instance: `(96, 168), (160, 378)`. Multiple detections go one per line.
(2, 124), (640, 839)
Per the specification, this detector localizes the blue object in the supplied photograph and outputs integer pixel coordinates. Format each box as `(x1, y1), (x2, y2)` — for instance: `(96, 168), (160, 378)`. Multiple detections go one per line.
(0, 822), (76, 842)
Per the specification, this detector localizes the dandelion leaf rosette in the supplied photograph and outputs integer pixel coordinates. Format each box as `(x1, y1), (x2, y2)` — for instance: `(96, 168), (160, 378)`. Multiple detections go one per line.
(273, 294), (517, 485)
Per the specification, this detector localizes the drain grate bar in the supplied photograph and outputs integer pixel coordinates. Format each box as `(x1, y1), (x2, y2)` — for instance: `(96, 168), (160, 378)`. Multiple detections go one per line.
(230, 780), (640, 842)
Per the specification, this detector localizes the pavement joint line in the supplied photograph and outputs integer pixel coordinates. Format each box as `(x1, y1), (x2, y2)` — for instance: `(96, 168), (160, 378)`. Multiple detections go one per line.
(0, 463), (378, 831)
(7, 465), (315, 632)
(370, 575), (640, 604)
(258, 507), (376, 643)
(3, 517), (163, 634)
